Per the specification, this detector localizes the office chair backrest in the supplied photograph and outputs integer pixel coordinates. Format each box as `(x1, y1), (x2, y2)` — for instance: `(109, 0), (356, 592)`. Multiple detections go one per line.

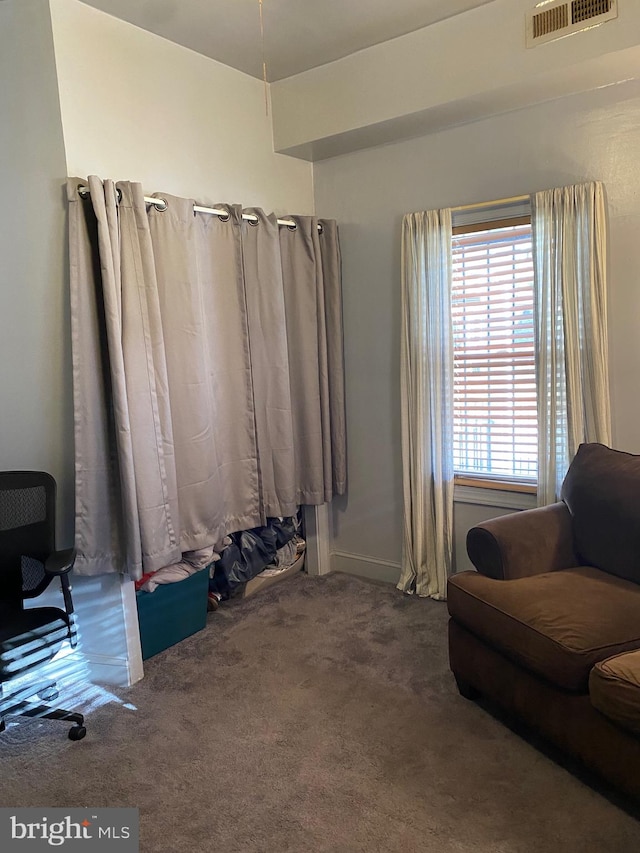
(0, 471), (57, 610)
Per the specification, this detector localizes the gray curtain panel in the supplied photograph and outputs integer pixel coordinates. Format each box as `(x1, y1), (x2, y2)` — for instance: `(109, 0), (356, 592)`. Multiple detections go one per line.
(67, 178), (125, 576)
(240, 208), (297, 517)
(68, 177), (181, 578)
(279, 217), (347, 504)
(148, 197), (263, 549)
(68, 179), (346, 578)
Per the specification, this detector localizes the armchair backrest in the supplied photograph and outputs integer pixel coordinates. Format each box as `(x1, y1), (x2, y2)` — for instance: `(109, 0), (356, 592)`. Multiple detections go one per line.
(561, 443), (640, 585)
(0, 471), (57, 611)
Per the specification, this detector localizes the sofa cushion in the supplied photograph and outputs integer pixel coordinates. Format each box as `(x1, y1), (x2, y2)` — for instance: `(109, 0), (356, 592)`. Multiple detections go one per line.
(447, 567), (640, 691)
(561, 443), (640, 585)
(590, 651), (640, 736)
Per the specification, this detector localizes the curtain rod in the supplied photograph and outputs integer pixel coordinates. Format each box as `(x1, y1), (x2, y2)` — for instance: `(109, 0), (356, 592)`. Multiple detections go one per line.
(452, 194), (529, 212)
(77, 185), (323, 232)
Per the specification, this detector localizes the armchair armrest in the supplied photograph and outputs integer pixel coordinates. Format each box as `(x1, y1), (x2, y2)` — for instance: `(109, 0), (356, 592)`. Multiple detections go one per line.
(466, 502), (579, 580)
(45, 548), (76, 576)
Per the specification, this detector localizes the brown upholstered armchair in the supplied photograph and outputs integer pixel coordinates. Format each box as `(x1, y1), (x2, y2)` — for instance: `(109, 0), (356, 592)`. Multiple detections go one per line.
(447, 443), (640, 802)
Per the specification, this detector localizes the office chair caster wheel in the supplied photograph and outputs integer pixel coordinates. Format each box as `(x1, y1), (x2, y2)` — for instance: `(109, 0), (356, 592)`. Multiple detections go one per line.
(68, 725), (86, 741)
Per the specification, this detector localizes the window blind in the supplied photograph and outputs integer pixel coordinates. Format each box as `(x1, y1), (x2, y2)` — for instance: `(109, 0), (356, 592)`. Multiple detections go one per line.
(451, 219), (537, 482)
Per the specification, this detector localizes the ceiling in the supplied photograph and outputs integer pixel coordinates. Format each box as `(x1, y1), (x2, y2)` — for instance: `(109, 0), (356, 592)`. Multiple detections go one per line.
(81, 0), (497, 81)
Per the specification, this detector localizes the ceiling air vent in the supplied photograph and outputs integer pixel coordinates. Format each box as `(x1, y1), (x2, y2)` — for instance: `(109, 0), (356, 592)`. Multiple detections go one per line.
(526, 0), (617, 47)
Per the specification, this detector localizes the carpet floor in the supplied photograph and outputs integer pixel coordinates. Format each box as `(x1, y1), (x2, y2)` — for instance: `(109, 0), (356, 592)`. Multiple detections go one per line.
(1, 571), (639, 852)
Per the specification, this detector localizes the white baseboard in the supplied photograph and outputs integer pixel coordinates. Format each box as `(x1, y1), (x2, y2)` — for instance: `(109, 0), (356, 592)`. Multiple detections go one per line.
(120, 578), (144, 685)
(304, 505), (332, 576)
(330, 550), (401, 585)
(82, 653), (131, 687)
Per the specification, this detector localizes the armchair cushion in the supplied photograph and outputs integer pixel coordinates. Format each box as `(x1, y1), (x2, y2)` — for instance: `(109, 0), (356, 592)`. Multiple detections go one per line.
(590, 650), (640, 736)
(561, 443), (640, 584)
(447, 566), (640, 691)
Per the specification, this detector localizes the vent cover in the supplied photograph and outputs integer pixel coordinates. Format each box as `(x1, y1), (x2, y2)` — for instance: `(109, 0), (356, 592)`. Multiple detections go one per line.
(526, 0), (617, 47)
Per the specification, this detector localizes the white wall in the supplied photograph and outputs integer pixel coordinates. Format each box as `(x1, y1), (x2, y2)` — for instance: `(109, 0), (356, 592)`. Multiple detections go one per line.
(272, 0), (640, 161)
(0, 0), (136, 690)
(313, 80), (640, 581)
(0, 0), (72, 541)
(49, 0), (314, 215)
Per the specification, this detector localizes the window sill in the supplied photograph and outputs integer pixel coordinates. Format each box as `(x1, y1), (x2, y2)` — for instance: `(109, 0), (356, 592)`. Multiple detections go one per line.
(454, 476), (536, 494)
(453, 477), (537, 511)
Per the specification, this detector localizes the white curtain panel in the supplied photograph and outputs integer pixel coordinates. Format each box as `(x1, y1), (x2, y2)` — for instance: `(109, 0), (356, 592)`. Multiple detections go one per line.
(532, 181), (611, 506)
(67, 177), (346, 579)
(399, 209), (454, 600)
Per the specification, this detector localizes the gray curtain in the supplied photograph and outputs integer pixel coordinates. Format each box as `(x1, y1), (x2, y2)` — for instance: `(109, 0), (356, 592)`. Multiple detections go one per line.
(68, 177), (181, 579)
(67, 178), (346, 579)
(279, 217), (347, 504)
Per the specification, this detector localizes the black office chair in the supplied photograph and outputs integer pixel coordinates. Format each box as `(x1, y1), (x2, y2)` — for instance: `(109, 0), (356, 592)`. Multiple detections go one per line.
(0, 471), (86, 740)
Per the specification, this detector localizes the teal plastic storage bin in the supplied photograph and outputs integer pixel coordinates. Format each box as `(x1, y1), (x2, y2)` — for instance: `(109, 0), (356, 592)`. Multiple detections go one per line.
(136, 568), (209, 660)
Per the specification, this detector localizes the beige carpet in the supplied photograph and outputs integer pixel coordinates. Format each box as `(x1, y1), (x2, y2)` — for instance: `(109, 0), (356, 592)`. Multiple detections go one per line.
(1, 571), (639, 852)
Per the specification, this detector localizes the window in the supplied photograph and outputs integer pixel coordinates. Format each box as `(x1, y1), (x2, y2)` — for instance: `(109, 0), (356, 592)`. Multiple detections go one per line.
(451, 214), (537, 488)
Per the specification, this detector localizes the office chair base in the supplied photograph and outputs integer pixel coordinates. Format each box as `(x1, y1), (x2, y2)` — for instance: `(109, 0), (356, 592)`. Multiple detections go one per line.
(1, 702), (86, 741)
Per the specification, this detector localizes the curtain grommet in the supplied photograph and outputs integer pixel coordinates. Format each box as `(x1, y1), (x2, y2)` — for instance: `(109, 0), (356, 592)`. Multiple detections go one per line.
(77, 185), (89, 199)
(287, 222), (297, 232)
(152, 198), (167, 212)
(318, 223), (324, 235)
(248, 217), (259, 227)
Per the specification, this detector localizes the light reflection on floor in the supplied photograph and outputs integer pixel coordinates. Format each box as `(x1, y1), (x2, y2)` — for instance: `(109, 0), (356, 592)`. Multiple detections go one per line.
(1, 625), (137, 728)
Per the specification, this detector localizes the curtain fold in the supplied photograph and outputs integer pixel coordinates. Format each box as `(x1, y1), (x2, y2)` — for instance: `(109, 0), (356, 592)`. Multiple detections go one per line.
(68, 178), (345, 579)
(318, 220), (347, 496)
(399, 209), (454, 600)
(532, 181), (611, 505)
